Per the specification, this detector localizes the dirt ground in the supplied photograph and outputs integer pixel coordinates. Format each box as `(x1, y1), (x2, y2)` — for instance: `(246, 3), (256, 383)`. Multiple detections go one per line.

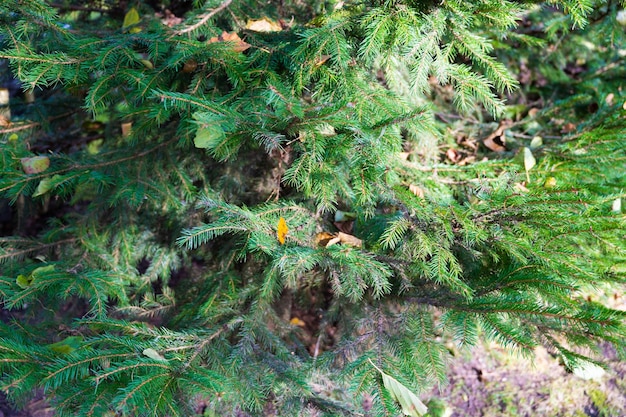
(430, 343), (626, 417)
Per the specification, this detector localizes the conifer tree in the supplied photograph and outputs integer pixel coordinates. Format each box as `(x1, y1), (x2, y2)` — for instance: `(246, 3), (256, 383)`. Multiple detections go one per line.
(0, 0), (625, 415)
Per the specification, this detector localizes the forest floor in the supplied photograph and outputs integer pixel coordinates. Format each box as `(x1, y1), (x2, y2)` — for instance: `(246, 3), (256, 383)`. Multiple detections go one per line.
(430, 341), (626, 417)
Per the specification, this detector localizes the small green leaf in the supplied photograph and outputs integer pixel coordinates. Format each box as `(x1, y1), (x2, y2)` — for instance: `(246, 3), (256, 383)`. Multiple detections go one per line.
(32, 264), (55, 277)
(143, 348), (168, 362)
(33, 174), (62, 197)
(48, 336), (83, 355)
(16, 274), (33, 289)
(370, 359), (428, 416)
(530, 136), (543, 149)
(194, 125), (225, 149)
(87, 139), (104, 155)
(16, 265), (54, 289)
(139, 59), (154, 69)
(21, 156), (50, 174)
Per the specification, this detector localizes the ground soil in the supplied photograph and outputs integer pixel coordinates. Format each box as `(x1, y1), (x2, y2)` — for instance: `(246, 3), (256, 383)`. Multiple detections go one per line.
(431, 343), (626, 417)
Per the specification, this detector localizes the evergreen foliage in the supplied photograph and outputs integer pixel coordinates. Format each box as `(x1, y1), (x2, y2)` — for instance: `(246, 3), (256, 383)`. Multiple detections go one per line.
(0, 0), (625, 415)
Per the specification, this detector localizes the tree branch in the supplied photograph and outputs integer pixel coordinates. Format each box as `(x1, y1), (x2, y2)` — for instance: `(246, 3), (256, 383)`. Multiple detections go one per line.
(172, 0), (233, 36)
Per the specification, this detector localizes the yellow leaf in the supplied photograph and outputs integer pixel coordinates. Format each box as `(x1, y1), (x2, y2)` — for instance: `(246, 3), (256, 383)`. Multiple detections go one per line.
(289, 317), (306, 327)
(122, 7), (141, 32)
(245, 18), (282, 32)
(544, 177), (557, 188)
(87, 139), (104, 155)
(277, 217), (288, 244)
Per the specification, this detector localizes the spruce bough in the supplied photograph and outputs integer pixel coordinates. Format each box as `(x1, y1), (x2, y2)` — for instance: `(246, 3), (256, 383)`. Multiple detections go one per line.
(0, 0), (625, 415)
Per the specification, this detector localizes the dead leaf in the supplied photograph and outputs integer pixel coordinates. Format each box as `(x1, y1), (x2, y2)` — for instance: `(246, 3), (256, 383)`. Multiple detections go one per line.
(121, 122), (132, 137)
(159, 9), (183, 27)
(325, 236), (341, 247)
(21, 156), (50, 174)
(314, 55), (331, 67)
(315, 232), (336, 247)
(182, 59), (198, 73)
(245, 18), (282, 32)
(408, 184), (424, 198)
(561, 122), (577, 134)
(483, 120), (511, 153)
(446, 148), (462, 163)
(514, 182), (529, 193)
(337, 232), (362, 248)
(0, 115), (11, 127)
(208, 31), (250, 52)
(527, 108), (539, 118)
(605, 93), (614, 106)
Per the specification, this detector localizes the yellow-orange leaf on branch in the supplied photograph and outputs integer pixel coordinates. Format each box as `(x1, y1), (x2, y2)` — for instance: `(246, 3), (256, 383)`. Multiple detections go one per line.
(289, 317), (306, 327)
(277, 217), (288, 244)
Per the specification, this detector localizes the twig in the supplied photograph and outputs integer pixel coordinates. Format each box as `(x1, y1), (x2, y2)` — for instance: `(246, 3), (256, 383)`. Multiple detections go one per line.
(172, 0), (233, 36)
(49, 3), (111, 13)
(0, 111), (78, 135)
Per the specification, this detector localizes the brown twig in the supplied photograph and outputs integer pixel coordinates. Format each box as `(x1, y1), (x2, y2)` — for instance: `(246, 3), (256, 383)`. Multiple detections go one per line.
(172, 0), (233, 36)
(0, 111), (78, 135)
